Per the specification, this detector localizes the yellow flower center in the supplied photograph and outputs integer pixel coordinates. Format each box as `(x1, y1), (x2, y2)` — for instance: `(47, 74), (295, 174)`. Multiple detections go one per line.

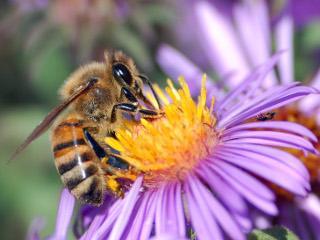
(106, 77), (218, 188)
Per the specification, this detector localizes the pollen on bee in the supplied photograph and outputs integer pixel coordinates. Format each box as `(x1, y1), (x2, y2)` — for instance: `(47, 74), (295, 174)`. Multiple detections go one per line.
(105, 76), (219, 188)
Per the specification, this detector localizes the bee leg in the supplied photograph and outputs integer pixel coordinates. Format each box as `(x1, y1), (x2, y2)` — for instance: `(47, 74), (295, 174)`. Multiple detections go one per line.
(104, 175), (124, 198)
(111, 102), (163, 122)
(122, 86), (163, 118)
(111, 86), (163, 122)
(121, 86), (138, 103)
(102, 154), (138, 198)
(138, 109), (164, 118)
(110, 103), (138, 123)
(122, 86), (163, 114)
(83, 129), (107, 158)
(139, 74), (162, 109)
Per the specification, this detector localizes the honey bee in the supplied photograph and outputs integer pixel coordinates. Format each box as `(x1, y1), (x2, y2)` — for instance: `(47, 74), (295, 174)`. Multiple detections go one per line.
(12, 50), (162, 206)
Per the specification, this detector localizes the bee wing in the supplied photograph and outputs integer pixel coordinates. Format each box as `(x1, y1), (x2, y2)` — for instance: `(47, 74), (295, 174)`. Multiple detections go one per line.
(10, 78), (98, 161)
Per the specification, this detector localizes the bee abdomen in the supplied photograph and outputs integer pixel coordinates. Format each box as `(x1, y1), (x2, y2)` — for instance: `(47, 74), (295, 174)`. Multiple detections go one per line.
(52, 119), (106, 205)
(61, 161), (98, 189)
(55, 147), (105, 205)
(56, 150), (91, 175)
(72, 175), (104, 206)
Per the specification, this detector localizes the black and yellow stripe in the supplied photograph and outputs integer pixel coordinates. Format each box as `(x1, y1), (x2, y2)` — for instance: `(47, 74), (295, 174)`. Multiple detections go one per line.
(51, 118), (105, 206)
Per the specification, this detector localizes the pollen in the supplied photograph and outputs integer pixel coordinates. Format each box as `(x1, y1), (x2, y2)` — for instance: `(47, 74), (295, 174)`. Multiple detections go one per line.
(106, 76), (218, 188)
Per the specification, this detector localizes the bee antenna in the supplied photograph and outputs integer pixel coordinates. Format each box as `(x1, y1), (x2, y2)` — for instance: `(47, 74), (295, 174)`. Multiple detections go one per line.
(139, 74), (162, 109)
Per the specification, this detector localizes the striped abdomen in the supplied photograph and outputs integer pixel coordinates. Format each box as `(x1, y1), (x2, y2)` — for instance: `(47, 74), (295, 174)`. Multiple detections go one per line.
(51, 119), (105, 206)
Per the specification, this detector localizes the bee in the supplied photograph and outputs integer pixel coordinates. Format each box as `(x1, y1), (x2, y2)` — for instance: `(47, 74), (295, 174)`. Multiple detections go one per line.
(256, 112), (276, 121)
(12, 50), (162, 206)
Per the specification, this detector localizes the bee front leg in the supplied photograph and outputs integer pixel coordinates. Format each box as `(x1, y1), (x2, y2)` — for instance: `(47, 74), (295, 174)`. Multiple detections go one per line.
(110, 102), (163, 123)
(111, 86), (163, 122)
(110, 103), (138, 123)
(138, 74), (162, 109)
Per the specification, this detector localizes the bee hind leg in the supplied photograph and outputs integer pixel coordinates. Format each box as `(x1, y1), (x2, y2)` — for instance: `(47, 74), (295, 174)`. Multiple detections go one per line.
(101, 154), (138, 198)
(104, 175), (124, 198)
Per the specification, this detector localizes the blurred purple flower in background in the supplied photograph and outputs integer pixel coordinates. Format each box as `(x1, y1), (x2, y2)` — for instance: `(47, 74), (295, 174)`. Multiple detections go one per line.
(158, 0), (320, 238)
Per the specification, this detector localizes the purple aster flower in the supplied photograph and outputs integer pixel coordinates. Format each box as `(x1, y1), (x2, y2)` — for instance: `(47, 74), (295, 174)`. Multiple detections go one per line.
(39, 53), (319, 240)
(157, 0), (320, 239)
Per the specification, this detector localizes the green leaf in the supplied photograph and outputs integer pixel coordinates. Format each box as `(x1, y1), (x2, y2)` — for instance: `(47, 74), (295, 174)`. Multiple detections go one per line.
(248, 226), (300, 240)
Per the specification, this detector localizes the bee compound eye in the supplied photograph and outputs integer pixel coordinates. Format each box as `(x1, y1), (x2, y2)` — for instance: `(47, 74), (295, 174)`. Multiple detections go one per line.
(112, 63), (132, 85)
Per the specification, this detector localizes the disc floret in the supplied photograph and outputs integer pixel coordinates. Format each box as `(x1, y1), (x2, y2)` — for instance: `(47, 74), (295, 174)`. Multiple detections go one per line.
(106, 76), (218, 187)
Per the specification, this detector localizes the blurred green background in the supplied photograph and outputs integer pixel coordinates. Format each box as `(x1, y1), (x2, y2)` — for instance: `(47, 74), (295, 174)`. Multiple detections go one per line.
(0, 0), (319, 239)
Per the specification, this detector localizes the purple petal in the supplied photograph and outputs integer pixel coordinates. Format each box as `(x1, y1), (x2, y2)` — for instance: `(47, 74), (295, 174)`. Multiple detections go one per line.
(220, 85), (318, 128)
(214, 149), (309, 196)
(48, 189), (75, 240)
(202, 163), (278, 215)
(216, 52), (283, 117)
(196, 165), (248, 214)
(122, 191), (153, 240)
(82, 199), (123, 240)
(174, 183), (186, 236)
(26, 217), (45, 240)
(219, 82), (298, 121)
(139, 192), (157, 240)
(224, 121), (317, 142)
(157, 44), (219, 96)
(107, 176), (143, 240)
(222, 130), (317, 154)
(154, 183), (185, 237)
(298, 68), (320, 113)
(195, 1), (249, 88)
(206, 160), (275, 200)
(192, 177), (245, 240)
(275, 8), (294, 84)
(233, 213), (252, 232)
(292, 205), (312, 240)
(80, 199), (115, 240)
(300, 195), (320, 240)
(233, 0), (276, 87)
(221, 143), (309, 180)
(150, 233), (188, 240)
(184, 177), (223, 240)
(155, 185), (166, 234)
(298, 194), (320, 223)
(219, 83), (298, 125)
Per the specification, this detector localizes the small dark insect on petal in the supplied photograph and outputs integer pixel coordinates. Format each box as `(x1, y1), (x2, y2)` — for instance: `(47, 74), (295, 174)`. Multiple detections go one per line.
(256, 112), (276, 121)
